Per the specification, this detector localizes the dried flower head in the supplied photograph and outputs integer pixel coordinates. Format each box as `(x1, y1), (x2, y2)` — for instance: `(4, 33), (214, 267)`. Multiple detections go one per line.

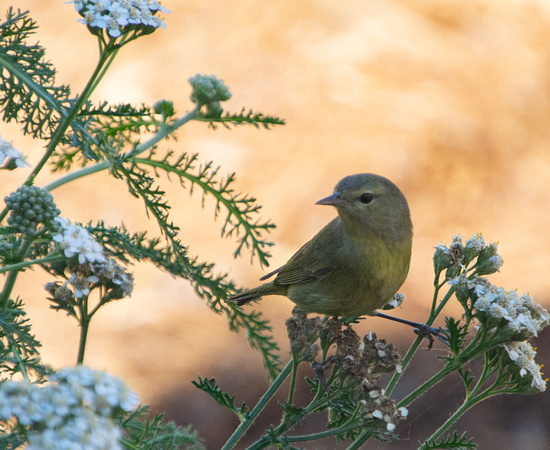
(286, 309), (323, 362)
(335, 328), (403, 389)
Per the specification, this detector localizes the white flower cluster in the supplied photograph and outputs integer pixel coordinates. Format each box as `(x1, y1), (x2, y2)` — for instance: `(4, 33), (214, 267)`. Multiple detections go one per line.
(95, 257), (135, 299)
(436, 233), (503, 275)
(70, 0), (170, 38)
(504, 341), (547, 392)
(466, 234), (503, 272)
(53, 217), (106, 264)
(473, 283), (550, 338)
(0, 366), (139, 449)
(0, 136), (29, 168)
(360, 390), (408, 432)
(68, 271), (99, 298)
(465, 233), (486, 251)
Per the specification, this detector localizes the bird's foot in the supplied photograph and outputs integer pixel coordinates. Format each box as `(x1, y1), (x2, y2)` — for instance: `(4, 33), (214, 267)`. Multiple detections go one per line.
(413, 324), (446, 349)
(374, 311), (447, 349)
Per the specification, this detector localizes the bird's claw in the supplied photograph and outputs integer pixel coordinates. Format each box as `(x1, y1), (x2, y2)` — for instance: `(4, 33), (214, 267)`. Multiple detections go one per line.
(413, 325), (447, 349)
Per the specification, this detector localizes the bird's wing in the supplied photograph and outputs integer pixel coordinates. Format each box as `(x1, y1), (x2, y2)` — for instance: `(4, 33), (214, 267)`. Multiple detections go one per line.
(262, 218), (342, 286)
(259, 267), (282, 281)
(259, 261), (335, 285)
(272, 264), (335, 285)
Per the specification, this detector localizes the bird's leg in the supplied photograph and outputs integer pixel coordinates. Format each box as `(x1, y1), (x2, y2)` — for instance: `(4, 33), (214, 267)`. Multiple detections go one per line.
(311, 355), (338, 393)
(374, 311), (446, 349)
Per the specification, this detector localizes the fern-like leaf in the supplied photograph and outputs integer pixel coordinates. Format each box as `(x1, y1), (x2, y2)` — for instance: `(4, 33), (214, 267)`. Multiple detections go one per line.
(131, 150), (275, 267)
(192, 375), (250, 422)
(118, 405), (204, 449)
(0, 297), (47, 379)
(195, 108), (286, 129)
(420, 431), (477, 450)
(0, 8), (72, 141)
(90, 223), (282, 378)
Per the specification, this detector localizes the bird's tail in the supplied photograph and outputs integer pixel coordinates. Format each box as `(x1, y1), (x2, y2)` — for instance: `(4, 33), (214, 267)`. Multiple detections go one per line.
(227, 283), (272, 306)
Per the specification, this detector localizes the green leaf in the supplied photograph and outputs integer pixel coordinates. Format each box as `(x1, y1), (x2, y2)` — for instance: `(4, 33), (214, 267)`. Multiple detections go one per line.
(129, 150), (275, 267)
(420, 430), (477, 449)
(0, 297), (47, 379)
(192, 375), (250, 422)
(444, 317), (467, 356)
(194, 108), (285, 130)
(118, 405), (204, 449)
(89, 223), (282, 379)
(0, 8), (72, 140)
(51, 101), (155, 171)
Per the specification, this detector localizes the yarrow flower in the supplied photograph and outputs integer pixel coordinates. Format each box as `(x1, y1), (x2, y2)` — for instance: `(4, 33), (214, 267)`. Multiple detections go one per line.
(45, 245), (134, 309)
(0, 366), (139, 449)
(473, 284), (550, 338)
(433, 234), (465, 276)
(436, 233), (503, 279)
(70, 0), (170, 38)
(53, 217), (106, 264)
(465, 233), (485, 251)
(503, 341), (547, 392)
(53, 366), (139, 414)
(94, 257), (135, 300)
(67, 272), (97, 299)
(0, 136), (30, 169)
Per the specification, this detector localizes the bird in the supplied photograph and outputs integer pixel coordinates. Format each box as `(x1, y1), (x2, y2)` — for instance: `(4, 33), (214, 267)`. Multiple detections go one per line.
(227, 173), (413, 318)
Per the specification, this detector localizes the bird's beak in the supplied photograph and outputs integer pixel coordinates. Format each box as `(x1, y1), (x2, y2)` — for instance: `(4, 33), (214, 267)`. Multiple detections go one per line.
(315, 192), (343, 206)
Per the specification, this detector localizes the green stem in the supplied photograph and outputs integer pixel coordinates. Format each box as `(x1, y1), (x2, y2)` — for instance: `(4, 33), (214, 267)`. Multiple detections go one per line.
(30, 47), (114, 183)
(353, 357), (467, 450)
(347, 430), (373, 450)
(85, 44), (120, 97)
(385, 284), (456, 396)
(352, 334), (453, 450)
(117, 439), (142, 450)
(246, 365), (351, 449)
(287, 359), (299, 404)
(0, 252), (64, 274)
(284, 419), (363, 443)
(397, 331), (491, 409)
(0, 44), (118, 223)
(0, 238), (34, 308)
(44, 106), (200, 193)
(421, 387), (495, 448)
(397, 361), (459, 408)
(44, 161), (110, 192)
(221, 358), (294, 450)
(88, 288), (108, 319)
(10, 342), (29, 381)
(76, 296), (90, 365)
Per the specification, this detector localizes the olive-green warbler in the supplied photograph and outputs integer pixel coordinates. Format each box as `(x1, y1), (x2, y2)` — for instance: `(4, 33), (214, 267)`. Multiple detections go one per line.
(228, 173), (413, 317)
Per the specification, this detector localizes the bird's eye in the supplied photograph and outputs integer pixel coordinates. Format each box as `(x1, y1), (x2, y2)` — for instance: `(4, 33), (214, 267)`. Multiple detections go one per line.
(359, 193), (374, 204)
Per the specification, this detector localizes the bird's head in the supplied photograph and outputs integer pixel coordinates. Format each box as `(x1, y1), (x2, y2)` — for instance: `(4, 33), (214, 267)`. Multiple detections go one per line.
(316, 173), (412, 242)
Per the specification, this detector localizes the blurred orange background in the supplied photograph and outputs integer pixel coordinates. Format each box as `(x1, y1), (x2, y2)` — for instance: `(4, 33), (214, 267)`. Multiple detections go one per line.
(5, 0), (550, 448)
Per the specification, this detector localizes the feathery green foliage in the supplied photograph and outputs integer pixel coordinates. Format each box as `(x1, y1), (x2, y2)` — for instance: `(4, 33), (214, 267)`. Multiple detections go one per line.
(0, 8), (72, 141)
(118, 406), (204, 449)
(0, 297), (47, 380)
(192, 376), (251, 422)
